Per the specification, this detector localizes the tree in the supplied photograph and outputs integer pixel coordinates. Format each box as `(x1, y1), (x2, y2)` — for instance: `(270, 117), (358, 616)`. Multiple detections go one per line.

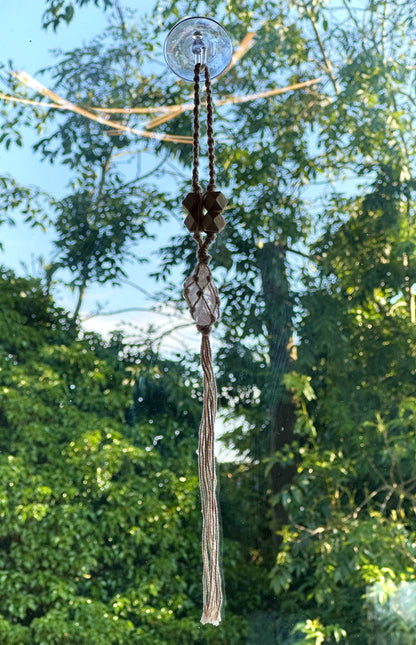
(42, 0), (114, 30)
(263, 3), (416, 642)
(2, 5), (178, 320)
(3, 0), (416, 641)
(269, 167), (416, 644)
(0, 269), (272, 643)
(39, 6), (177, 319)
(151, 0), (416, 641)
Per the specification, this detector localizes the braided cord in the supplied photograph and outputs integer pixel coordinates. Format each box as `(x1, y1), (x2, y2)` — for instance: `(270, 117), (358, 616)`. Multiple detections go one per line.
(204, 65), (217, 192)
(192, 63), (217, 194)
(192, 63), (202, 193)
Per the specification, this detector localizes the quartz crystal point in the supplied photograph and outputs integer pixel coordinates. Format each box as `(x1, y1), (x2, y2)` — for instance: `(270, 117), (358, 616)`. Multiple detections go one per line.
(183, 263), (220, 332)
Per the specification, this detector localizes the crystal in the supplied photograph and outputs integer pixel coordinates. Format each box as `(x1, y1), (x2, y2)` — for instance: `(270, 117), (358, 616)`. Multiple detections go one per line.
(184, 263), (220, 330)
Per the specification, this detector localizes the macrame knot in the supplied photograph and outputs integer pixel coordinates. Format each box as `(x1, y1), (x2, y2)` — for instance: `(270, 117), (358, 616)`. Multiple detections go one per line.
(197, 244), (211, 265)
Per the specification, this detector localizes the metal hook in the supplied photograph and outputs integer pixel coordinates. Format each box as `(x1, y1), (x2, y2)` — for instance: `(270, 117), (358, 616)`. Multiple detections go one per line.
(192, 30), (207, 65)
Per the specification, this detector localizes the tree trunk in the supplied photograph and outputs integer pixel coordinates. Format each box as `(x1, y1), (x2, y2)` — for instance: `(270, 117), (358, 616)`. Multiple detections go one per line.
(72, 276), (88, 322)
(258, 241), (297, 544)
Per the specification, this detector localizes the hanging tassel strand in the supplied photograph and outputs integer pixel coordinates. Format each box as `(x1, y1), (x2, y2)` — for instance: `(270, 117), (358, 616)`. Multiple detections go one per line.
(199, 332), (222, 625)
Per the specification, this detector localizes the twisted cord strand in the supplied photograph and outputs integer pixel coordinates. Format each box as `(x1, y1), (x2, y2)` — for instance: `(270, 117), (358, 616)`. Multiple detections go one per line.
(199, 333), (222, 625)
(192, 63), (202, 193)
(204, 66), (216, 192)
(194, 231), (216, 265)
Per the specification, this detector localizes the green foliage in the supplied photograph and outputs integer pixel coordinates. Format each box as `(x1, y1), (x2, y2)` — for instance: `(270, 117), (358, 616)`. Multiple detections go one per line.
(3, 0), (416, 641)
(0, 271), (271, 643)
(52, 182), (169, 289)
(293, 619), (346, 645)
(1, 8), (177, 315)
(42, 0), (113, 30)
(0, 175), (52, 232)
(269, 106), (416, 645)
(368, 580), (416, 644)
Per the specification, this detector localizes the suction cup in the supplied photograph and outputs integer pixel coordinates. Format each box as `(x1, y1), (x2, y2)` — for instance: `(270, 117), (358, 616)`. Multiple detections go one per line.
(164, 16), (233, 81)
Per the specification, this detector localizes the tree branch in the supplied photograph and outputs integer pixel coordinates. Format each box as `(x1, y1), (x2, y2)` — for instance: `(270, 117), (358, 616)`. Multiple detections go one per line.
(381, 0), (389, 61)
(297, 1), (340, 95)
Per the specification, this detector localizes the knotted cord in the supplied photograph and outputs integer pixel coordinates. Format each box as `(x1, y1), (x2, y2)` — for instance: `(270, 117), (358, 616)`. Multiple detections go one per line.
(205, 65), (217, 192)
(192, 64), (202, 194)
(182, 62), (227, 627)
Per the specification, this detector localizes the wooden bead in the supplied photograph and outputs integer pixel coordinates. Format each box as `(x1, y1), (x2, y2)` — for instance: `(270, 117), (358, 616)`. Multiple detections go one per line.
(203, 190), (227, 215)
(183, 214), (200, 232)
(182, 191), (203, 232)
(202, 190), (227, 232)
(202, 213), (226, 233)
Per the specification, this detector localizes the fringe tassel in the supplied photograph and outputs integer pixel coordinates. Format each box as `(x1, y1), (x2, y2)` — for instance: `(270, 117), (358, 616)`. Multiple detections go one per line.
(198, 333), (222, 625)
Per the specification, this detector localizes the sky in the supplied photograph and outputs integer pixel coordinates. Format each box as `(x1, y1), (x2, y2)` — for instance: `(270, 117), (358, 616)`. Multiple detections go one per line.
(0, 0), (198, 353)
(0, 1), (349, 347)
(0, 1), (240, 460)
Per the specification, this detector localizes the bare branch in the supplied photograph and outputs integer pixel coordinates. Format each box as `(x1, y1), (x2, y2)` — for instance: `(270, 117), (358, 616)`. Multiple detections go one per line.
(295, 1), (340, 95)
(11, 70), (193, 144)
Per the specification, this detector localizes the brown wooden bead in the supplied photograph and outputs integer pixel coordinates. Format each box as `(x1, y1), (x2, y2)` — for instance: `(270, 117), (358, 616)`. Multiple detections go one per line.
(182, 191), (203, 232)
(184, 213), (202, 232)
(203, 190), (227, 215)
(202, 212), (226, 233)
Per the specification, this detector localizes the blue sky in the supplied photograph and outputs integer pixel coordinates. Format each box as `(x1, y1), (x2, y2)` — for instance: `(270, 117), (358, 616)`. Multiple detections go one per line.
(0, 1), (194, 350)
(0, 1), (240, 461)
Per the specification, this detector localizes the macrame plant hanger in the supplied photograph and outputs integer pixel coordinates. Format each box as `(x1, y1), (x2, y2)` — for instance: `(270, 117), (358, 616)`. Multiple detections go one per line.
(164, 17), (233, 627)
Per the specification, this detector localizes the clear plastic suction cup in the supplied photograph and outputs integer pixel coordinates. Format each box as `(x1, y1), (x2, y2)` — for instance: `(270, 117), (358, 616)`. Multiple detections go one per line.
(164, 16), (233, 81)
